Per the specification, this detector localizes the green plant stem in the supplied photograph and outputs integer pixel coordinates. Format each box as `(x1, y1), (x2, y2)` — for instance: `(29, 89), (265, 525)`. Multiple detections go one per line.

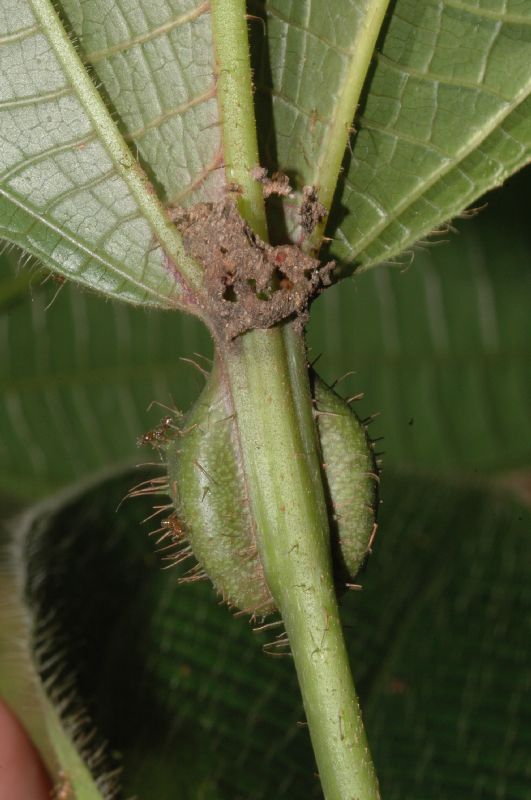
(306, 0), (392, 253)
(29, 0), (203, 295)
(210, 2), (380, 796)
(220, 327), (380, 800)
(210, 0), (268, 239)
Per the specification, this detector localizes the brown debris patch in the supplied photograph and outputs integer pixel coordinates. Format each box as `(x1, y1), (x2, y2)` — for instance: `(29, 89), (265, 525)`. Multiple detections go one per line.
(251, 166), (292, 198)
(300, 185), (327, 236)
(173, 200), (333, 339)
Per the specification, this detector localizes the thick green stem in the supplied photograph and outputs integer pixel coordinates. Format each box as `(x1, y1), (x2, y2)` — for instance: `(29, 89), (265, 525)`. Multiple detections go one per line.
(220, 327), (380, 800)
(210, 2), (381, 795)
(210, 0), (268, 239)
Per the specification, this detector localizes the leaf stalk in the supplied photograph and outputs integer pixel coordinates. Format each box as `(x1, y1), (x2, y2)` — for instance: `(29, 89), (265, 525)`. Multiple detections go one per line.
(210, 0), (268, 240)
(306, 0), (392, 252)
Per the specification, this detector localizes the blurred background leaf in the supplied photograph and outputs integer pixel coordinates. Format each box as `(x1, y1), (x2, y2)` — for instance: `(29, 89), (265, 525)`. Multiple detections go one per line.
(2, 466), (530, 799)
(0, 259), (211, 499)
(309, 167), (531, 476)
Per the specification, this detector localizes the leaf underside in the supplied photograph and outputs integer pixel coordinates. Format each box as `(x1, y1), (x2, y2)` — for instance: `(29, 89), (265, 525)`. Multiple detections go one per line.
(334, 1), (531, 271)
(0, 0), (217, 305)
(255, 0), (531, 271)
(1, 0), (530, 302)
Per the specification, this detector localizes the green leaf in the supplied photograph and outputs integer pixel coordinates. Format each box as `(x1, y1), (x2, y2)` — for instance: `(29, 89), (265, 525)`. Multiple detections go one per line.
(4, 0), (531, 293)
(2, 467), (530, 798)
(254, 0), (531, 266)
(0, 0), (205, 304)
(334, 0), (531, 270)
(252, 0), (390, 239)
(61, 0), (222, 207)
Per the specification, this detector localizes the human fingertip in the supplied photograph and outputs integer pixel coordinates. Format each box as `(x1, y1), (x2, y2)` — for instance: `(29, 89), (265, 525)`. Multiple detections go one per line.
(0, 699), (52, 800)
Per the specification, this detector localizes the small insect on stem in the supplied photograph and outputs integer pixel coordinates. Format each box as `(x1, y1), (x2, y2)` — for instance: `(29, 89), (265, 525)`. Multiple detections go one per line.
(137, 415), (178, 449)
(151, 513), (182, 541)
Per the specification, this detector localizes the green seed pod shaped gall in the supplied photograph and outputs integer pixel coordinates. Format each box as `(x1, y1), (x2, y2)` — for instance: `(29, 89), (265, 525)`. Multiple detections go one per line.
(165, 360), (275, 616)
(165, 364), (378, 615)
(312, 375), (379, 584)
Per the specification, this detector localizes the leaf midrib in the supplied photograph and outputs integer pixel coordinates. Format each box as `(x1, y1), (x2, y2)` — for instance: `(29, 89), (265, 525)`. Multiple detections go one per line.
(312, 2), (392, 210)
(26, 0), (204, 294)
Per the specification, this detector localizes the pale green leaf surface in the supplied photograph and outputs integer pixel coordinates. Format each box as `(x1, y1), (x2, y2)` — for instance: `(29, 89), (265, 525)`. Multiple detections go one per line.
(64, 0), (223, 206)
(255, 0), (531, 266)
(332, 0), (531, 271)
(253, 0), (374, 184)
(252, 0), (385, 242)
(4, 0), (531, 299)
(0, 0), (203, 304)
(2, 468), (530, 798)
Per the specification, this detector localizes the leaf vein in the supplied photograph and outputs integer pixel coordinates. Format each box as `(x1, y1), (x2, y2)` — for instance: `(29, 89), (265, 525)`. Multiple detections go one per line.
(0, 133), (97, 184)
(255, 84), (321, 122)
(0, 86), (72, 111)
(0, 185), (171, 303)
(350, 78), (531, 258)
(167, 147), (224, 205)
(83, 1), (210, 64)
(0, 25), (39, 44)
(124, 87), (217, 141)
(44, 167), (118, 212)
(359, 120), (451, 159)
(443, 0), (531, 25)
(375, 51), (514, 103)
(253, 1), (352, 56)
